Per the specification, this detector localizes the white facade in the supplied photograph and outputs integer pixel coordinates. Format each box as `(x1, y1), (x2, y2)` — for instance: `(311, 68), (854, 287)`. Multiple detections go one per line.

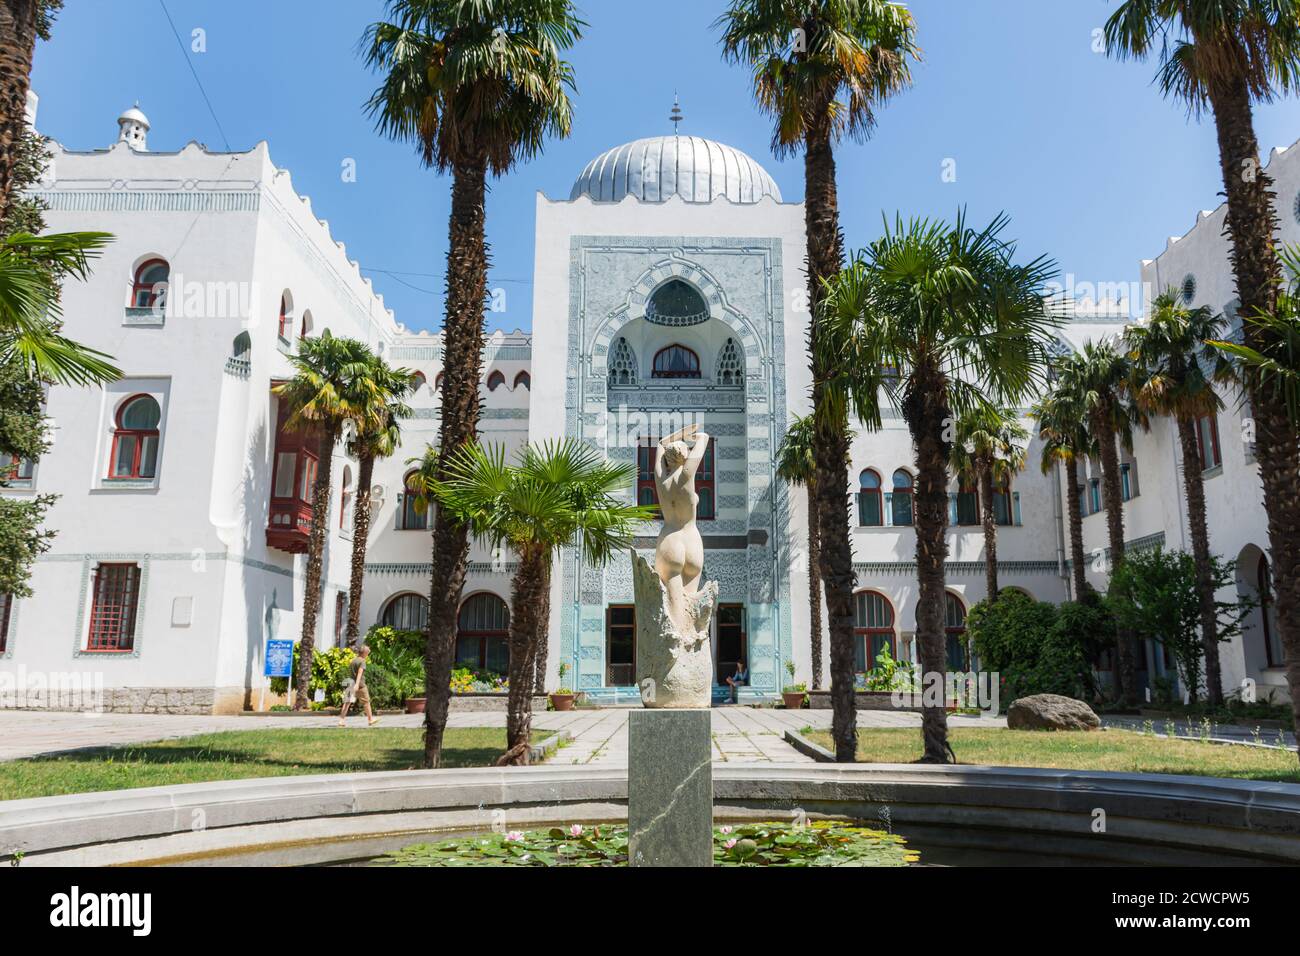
(0, 110), (1287, 712)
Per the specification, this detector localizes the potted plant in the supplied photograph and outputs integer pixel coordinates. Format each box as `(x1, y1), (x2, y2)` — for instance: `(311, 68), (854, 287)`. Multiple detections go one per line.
(550, 662), (576, 712)
(781, 659), (806, 710)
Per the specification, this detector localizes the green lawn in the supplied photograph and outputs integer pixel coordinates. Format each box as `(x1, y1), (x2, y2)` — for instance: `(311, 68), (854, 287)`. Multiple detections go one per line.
(804, 727), (1300, 783)
(0, 727), (553, 802)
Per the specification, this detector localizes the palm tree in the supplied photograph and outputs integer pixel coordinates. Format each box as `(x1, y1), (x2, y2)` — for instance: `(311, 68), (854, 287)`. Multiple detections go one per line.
(1125, 291), (1232, 704)
(362, 0), (582, 768)
(0, 1), (61, 222)
(819, 211), (1059, 762)
(1032, 384), (1093, 603)
(273, 332), (378, 709)
(948, 403), (1028, 601)
(776, 415), (824, 688)
(1106, 0), (1300, 747)
(430, 439), (652, 764)
(344, 358), (417, 648)
(718, 0), (919, 762)
(1057, 341), (1140, 705)
(0, 232), (120, 385)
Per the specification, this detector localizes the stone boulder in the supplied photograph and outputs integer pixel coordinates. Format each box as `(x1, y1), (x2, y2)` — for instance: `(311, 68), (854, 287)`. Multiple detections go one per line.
(1007, 694), (1101, 732)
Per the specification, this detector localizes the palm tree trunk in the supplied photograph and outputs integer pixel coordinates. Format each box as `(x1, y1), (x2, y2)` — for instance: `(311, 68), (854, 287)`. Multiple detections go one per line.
(423, 158), (489, 768)
(1176, 415), (1221, 705)
(0, 0), (38, 224)
(345, 450), (376, 649)
(1206, 77), (1300, 747)
(1064, 457), (1088, 600)
(908, 377), (953, 763)
(1094, 409), (1135, 705)
(500, 547), (550, 766)
(979, 460), (998, 600)
(295, 426), (336, 710)
(533, 580), (549, 692)
(804, 107), (855, 761)
(807, 482), (824, 689)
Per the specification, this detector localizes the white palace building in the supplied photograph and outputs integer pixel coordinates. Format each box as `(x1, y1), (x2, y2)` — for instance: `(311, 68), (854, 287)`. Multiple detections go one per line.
(0, 102), (1288, 712)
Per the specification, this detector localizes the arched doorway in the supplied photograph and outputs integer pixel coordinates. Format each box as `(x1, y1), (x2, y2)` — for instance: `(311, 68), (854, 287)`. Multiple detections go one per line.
(853, 590), (896, 673)
(456, 593), (510, 674)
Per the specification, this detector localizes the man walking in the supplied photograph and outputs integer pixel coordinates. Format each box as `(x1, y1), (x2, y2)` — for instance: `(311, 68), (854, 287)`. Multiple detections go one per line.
(339, 644), (380, 727)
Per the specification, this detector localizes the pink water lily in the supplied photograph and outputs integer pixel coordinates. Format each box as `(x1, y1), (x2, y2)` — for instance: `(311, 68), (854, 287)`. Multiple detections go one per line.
(719, 825), (733, 835)
(505, 831), (524, 842)
(569, 824), (584, 837)
(724, 838), (737, 849)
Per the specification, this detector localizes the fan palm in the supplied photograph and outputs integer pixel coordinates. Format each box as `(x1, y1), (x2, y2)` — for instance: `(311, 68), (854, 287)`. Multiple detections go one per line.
(430, 439), (654, 764)
(1032, 383), (1094, 603)
(1106, 0), (1300, 749)
(362, 0), (582, 768)
(343, 358), (417, 648)
(1056, 341), (1141, 705)
(719, 0), (919, 760)
(777, 415), (826, 688)
(819, 211), (1059, 762)
(273, 332), (382, 709)
(1125, 291), (1233, 704)
(949, 403), (1028, 601)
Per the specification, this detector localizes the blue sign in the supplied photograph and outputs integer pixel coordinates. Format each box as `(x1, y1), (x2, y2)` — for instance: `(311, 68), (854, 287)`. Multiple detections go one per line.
(265, 639), (294, 678)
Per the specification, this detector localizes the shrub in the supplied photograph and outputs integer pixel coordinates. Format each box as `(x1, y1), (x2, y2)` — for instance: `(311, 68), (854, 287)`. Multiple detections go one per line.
(269, 645), (356, 707)
(967, 591), (1101, 705)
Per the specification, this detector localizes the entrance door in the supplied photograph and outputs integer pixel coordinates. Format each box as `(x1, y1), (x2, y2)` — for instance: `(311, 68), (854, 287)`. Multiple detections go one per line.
(716, 604), (746, 684)
(606, 605), (635, 686)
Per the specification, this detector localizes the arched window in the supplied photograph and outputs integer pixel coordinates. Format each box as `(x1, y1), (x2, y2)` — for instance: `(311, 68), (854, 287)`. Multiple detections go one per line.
(646, 279), (709, 327)
(109, 395), (161, 479)
(299, 309), (313, 340)
(398, 470), (427, 530)
(457, 593), (510, 673)
(955, 474), (980, 526)
(277, 294), (292, 341)
(410, 371), (427, 392)
(858, 469), (882, 527)
(130, 258), (169, 309)
(853, 590), (895, 672)
(944, 592), (967, 671)
(231, 331), (251, 358)
(340, 466), (353, 530)
(652, 344), (701, 379)
(1259, 555), (1284, 667)
(608, 337), (638, 386)
(486, 370), (506, 391)
(715, 338), (744, 385)
(434, 372), (444, 391)
(381, 592), (429, 631)
(891, 469), (914, 526)
(513, 371), (531, 390)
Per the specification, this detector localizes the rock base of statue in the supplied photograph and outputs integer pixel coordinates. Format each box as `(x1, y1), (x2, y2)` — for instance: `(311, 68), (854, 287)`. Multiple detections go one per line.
(631, 549), (718, 709)
(628, 708), (713, 866)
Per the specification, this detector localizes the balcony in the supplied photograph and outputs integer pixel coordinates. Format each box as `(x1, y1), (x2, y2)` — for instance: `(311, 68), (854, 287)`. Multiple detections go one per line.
(266, 397), (320, 554)
(267, 499), (313, 553)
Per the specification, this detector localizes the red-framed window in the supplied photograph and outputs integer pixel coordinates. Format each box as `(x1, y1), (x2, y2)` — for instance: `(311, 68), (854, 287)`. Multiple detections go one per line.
(606, 604), (636, 685)
(382, 592), (429, 631)
(635, 437), (713, 519)
(130, 258), (169, 309)
(277, 295), (292, 341)
(955, 475), (980, 526)
(108, 394), (161, 479)
(487, 370), (506, 391)
(1196, 415), (1222, 471)
(651, 344), (701, 379)
(3, 455), (33, 483)
(891, 469), (914, 526)
(858, 469), (882, 527)
(397, 470), (427, 530)
(945, 592), (968, 670)
(86, 563), (140, 652)
(0, 591), (11, 654)
(853, 590), (895, 671)
(514, 371), (531, 390)
(455, 593), (509, 673)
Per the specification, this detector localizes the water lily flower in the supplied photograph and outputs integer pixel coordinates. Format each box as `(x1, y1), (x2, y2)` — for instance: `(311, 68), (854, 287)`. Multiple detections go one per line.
(505, 831), (524, 842)
(569, 824), (584, 837)
(719, 825), (733, 835)
(724, 838), (737, 849)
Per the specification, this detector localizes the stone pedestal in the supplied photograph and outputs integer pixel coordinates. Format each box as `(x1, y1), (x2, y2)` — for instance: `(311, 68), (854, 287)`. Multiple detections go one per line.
(627, 708), (713, 867)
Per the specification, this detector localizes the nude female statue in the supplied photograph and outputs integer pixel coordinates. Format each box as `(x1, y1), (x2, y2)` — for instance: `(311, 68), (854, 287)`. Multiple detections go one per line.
(653, 423), (710, 635)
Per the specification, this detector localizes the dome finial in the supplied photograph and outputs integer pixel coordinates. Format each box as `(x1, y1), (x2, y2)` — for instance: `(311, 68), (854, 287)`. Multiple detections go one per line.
(669, 93), (683, 136)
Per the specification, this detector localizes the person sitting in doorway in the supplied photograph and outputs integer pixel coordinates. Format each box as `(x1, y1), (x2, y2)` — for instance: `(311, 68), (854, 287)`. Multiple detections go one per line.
(338, 644), (380, 727)
(725, 657), (748, 704)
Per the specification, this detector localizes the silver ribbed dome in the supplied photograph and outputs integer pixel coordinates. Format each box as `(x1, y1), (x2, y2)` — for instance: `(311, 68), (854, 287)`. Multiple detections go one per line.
(570, 136), (781, 204)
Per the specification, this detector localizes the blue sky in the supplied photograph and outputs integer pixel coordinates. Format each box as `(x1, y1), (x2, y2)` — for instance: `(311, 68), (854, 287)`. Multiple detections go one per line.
(30, 0), (1300, 334)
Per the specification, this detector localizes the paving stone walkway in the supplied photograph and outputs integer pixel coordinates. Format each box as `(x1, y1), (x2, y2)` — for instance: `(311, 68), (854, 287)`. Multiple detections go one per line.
(0, 706), (1007, 765)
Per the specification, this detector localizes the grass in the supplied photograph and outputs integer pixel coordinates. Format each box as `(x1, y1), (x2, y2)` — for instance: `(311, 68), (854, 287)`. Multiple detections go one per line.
(0, 727), (553, 802)
(803, 727), (1300, 783)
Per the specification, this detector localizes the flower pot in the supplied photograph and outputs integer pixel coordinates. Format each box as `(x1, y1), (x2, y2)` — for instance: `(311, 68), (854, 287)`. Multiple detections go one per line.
(405, 697), (426, 714)
(550, 693), (576, 712)
(782, 692), (805, 710)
